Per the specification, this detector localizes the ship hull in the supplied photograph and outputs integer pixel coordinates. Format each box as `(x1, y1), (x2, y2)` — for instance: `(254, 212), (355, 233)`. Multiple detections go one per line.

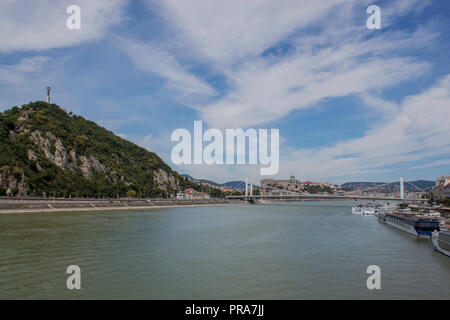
(384, 217), (420, 236)
(378, 212), (439, 237)
(432, 232), (450, 257)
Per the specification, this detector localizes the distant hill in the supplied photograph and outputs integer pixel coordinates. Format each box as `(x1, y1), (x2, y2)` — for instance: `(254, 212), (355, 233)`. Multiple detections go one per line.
(341, 180), (435, 192)
(181, 174), (195, 181)
(0, 101), (200, 197)
(181, 174), (221, 187)
(182, 175), (259, 189)
(340, 182), (385, 189)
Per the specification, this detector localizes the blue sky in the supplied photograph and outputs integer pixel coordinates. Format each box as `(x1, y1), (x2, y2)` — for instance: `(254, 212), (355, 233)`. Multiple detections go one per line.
(1, 0), (450, 184)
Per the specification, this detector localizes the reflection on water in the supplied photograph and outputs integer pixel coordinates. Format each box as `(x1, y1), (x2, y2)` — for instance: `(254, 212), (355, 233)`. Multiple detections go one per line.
(0, 202), (449, 299)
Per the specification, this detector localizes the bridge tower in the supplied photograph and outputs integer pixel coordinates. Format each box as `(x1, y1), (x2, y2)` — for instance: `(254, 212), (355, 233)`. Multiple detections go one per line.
(244, 178), (254, 197)
(400, 177), (404, 199)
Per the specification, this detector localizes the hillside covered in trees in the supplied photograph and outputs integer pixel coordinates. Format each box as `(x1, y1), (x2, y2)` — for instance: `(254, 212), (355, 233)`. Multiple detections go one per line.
(0, 101), (202, 198)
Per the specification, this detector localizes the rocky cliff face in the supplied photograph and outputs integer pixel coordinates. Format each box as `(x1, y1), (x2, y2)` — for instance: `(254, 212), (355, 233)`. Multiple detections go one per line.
(0, 166), (28, 197)
(153, 168), (179, 192)
(28, 129), (119, 180)
(0, 102), (186, 197)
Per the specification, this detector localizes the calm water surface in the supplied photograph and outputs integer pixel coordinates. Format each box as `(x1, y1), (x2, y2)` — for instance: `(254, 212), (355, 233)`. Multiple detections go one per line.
(0, 201), (449, 299)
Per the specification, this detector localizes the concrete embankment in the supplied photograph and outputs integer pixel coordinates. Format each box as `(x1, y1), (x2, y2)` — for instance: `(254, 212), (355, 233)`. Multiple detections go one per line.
(254, 198), (350, 204)
(0, 199), (243, 214)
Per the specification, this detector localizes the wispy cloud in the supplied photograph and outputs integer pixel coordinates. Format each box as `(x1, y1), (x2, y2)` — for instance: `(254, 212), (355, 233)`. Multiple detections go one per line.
(137, 0), (437, 128)
(0, 56), (49, 84)
(276, 75), (450, 181)
(382, 0), (433, 27)
(150, 0), (353, 64)
(196, 21), (435, 127)
(112, 36), (216, 98)
(200, 54), (430, 128)
(0, 0), (126, 52)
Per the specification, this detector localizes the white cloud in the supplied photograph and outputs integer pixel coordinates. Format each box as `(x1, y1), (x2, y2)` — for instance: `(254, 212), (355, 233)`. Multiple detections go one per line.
(201, 56), (430, 128)
(0, 56), (49, 84)
(152, 0), (354, 64)
(199, 35), (432, 127)
(0, 0), (126, 52)
(137, 0), (436, 128)
(112, 37), (215, 97)
(275, 75), (450, 181)
(382, 0), (433, 27)
(117, 133), (129, 140)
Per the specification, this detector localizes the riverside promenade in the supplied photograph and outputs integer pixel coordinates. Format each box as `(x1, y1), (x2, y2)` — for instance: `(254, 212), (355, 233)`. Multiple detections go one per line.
(0, 198), (241, 214)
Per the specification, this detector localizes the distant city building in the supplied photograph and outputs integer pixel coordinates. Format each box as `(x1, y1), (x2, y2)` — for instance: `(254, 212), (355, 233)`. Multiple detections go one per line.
(177, 188), (210, 200)
(260, 174), (339, 195)
(176, 191), (189, 200)
(433, 176), (450, 200)
(303, 180), (320, 185)
(261, 174), (302, 195)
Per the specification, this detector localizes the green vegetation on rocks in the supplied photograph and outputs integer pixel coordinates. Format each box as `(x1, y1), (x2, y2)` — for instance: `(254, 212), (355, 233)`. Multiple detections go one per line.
(0, 101), (203, 198)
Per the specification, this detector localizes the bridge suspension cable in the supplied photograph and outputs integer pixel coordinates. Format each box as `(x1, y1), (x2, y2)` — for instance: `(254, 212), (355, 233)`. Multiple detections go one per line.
(230, 181), (245, 190)
(355, 180), (399, 193)
(404, 181), (428, 194)
(343, 178), (426, 201)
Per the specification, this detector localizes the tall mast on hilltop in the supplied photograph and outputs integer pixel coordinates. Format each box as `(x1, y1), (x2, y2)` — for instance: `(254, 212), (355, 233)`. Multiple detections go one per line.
(46, 87), (51, 104)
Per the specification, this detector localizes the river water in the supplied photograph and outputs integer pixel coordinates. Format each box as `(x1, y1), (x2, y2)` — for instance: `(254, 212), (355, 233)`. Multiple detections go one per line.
(0, 201), (449, 299)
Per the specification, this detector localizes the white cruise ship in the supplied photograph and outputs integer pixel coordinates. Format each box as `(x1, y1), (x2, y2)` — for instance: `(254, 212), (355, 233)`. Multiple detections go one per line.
(432, 228), (450, 257)
(352, 204), (376, 216)
(378, 203), (441, 237)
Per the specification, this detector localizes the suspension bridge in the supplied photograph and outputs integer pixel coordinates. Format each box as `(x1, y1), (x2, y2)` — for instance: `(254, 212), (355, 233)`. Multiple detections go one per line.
(226, 178), (428, 203)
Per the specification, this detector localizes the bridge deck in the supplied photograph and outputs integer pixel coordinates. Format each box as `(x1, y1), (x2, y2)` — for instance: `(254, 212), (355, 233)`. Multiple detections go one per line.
(226, 195), (419, 201)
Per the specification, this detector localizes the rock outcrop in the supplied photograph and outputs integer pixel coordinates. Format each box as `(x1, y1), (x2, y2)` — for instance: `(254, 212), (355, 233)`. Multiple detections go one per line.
(154, 168), (179, 192)
(0, 166), (28, 197)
